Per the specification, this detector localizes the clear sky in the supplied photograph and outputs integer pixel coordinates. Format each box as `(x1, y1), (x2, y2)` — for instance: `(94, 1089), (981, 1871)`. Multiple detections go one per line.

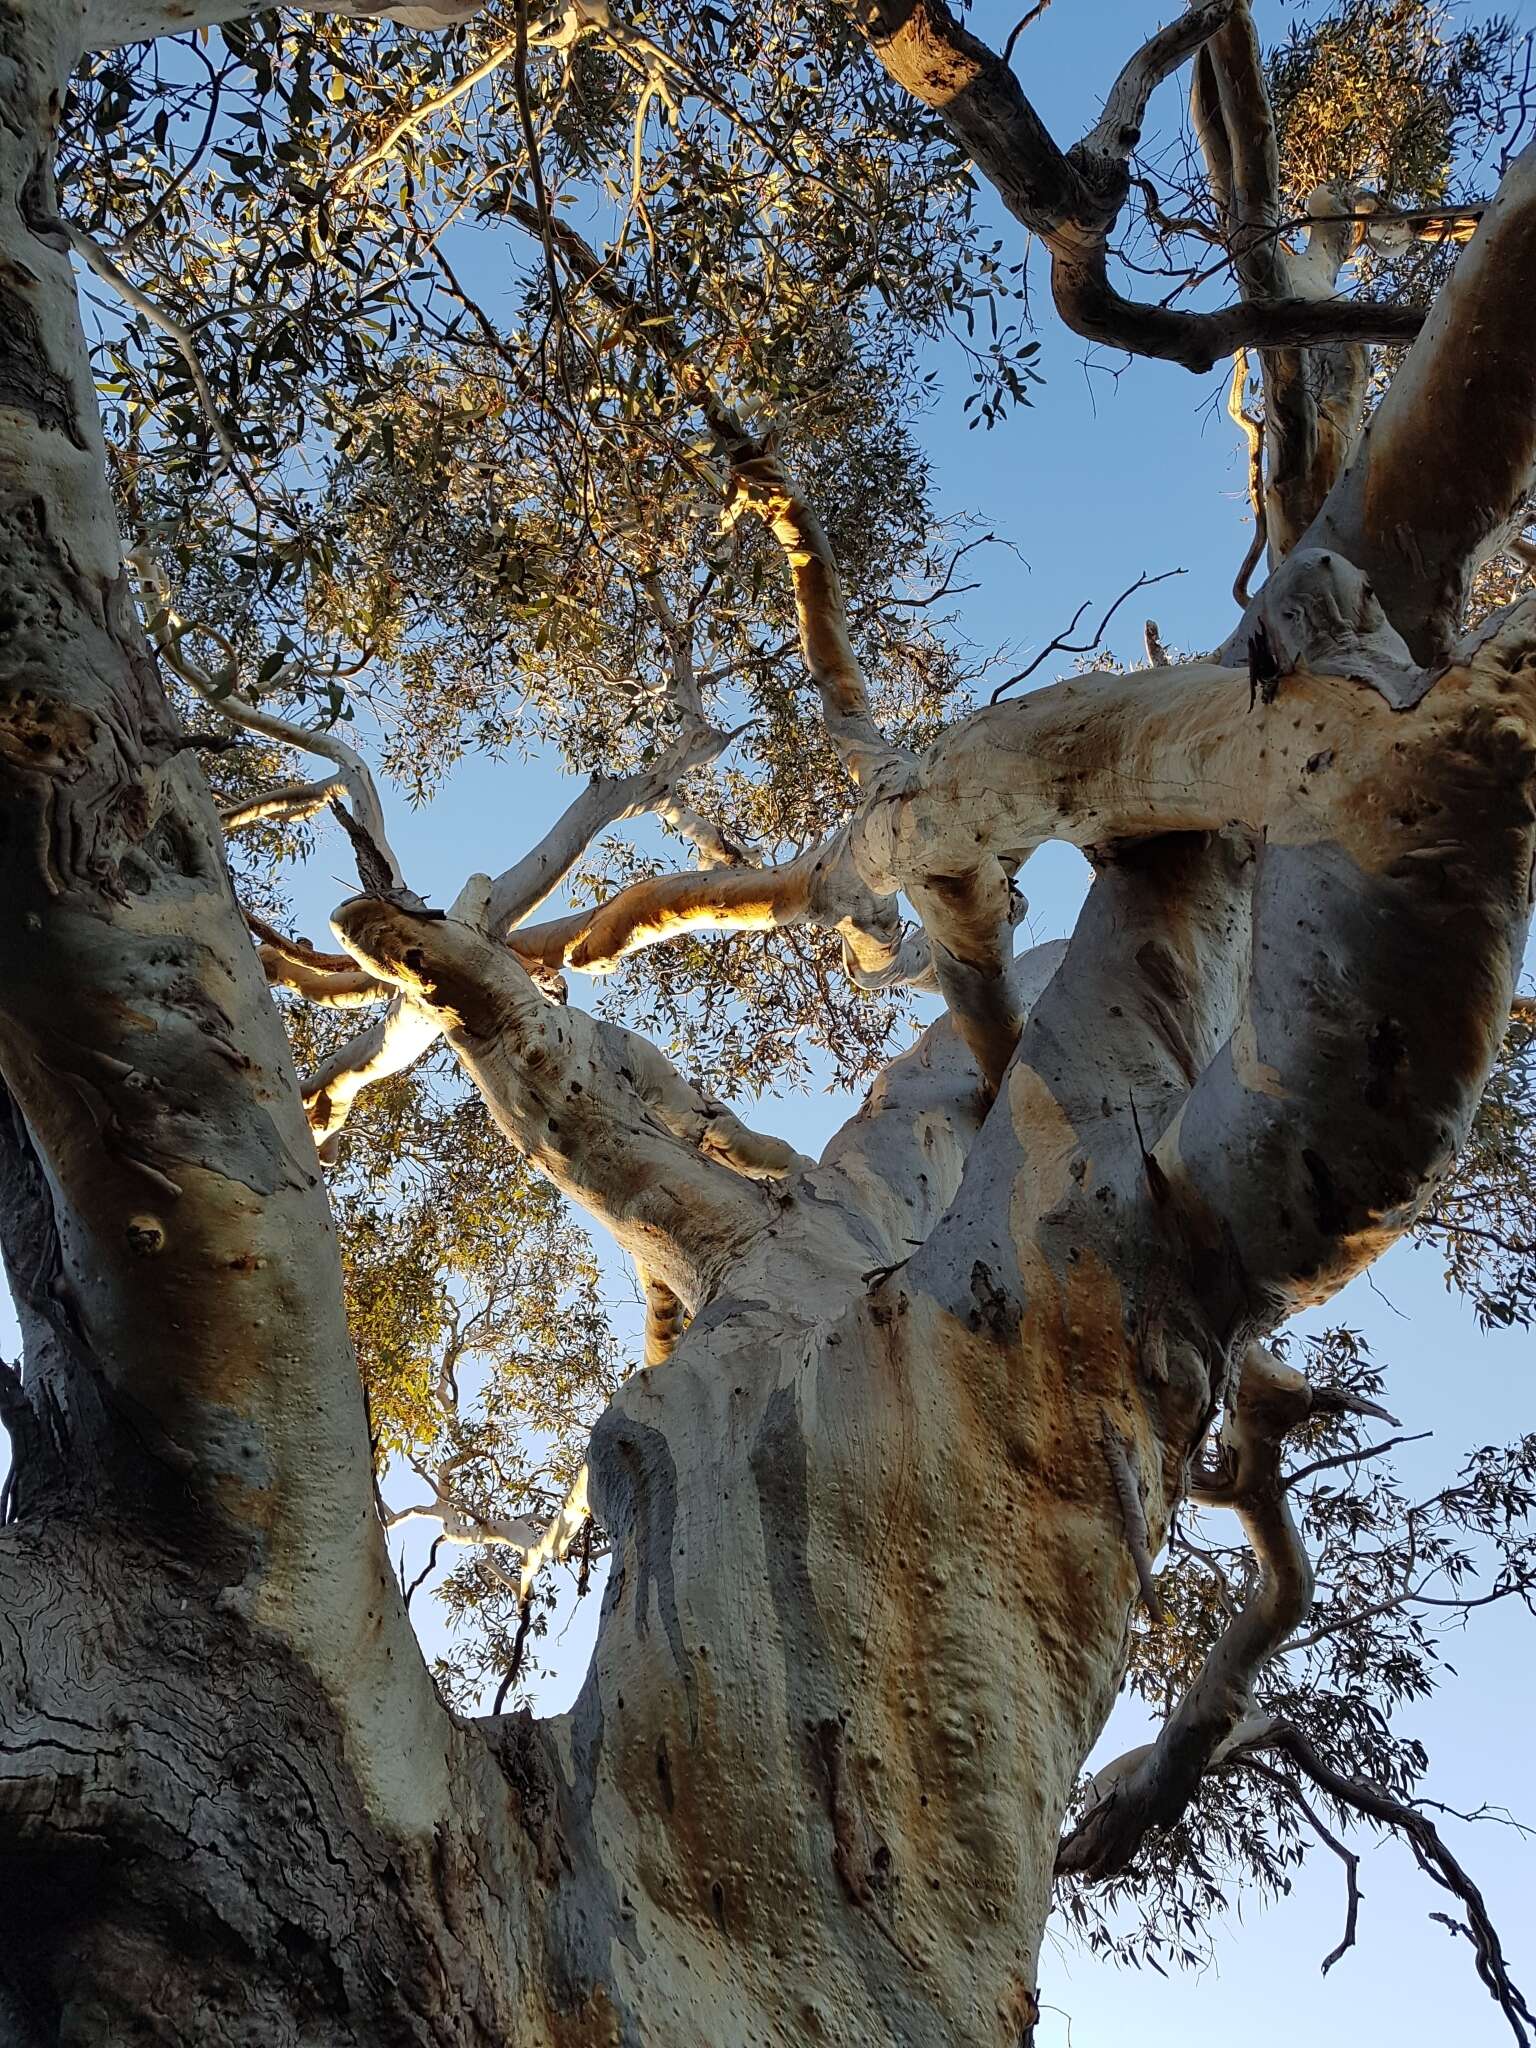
(13, 3), (1535, 2040)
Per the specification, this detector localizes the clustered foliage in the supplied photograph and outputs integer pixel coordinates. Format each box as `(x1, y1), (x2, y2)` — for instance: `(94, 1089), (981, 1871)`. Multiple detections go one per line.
(1268, 0), (1523, 203)
(53, 0), (1536, 1978)
(1415, 1006), (1536, 1331)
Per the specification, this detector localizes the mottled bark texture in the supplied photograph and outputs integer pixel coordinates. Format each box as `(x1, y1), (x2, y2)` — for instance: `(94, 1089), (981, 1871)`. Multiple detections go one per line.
(3, 2), (1536, 2042)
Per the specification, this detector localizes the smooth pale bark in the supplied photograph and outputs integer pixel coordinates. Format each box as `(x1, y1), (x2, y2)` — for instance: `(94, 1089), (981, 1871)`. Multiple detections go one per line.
(82, 0), (480, 53)
(1246, 137), (1536, 662)
(0, 2), (449, 1840)
(1193, 7), (1371, 558)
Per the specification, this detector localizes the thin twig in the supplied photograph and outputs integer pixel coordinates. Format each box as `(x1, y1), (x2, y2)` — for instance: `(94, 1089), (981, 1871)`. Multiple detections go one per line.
(1003, 0), (1053, 64)
(492, 1595), (536, 1715)
(991, 569), (1185, 701)
(1242, 1756), (1362, 1973)
(1284, 1431), (1430, 1489)
(402, 1534), (445, 1615)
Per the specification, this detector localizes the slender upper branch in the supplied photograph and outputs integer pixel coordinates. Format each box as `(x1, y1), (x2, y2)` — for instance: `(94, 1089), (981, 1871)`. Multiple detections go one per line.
(1081, 0), (1238, 166)
(850, 0), (1424, 372)
(721, 450), (907, 786)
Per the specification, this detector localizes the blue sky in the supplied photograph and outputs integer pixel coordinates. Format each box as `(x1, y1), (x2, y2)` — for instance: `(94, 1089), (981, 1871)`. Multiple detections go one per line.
(335, 3), (1536, 2036)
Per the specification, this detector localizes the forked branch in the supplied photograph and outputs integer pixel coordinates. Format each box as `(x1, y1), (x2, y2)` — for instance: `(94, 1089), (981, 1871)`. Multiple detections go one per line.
(852, 0), (1424, 371)
(330, 892), (786, 1304)
(1057, 1345), (1319, 1879)
(1239, 1728), (1535, 2043)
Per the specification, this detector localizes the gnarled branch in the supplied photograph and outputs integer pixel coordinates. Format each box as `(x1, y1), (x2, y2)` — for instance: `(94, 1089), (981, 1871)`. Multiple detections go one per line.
(1057, 1344), (1321, 1879)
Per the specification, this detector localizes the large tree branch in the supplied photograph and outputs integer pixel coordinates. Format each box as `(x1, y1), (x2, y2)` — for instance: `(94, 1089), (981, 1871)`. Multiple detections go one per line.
(905, 860), (1024, 1094)
(509, 827), (907, 978)
(851, 0), (1424, 372)
(867, 601), (1536, 1317)
(292, 718), (742, 1147)
(82, 0), (480, 57)
(1249, 138), (1536, 662)
(330, 892), (784, 1306)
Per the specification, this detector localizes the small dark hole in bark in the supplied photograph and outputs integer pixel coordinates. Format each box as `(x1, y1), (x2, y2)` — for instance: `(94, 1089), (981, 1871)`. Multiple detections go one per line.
(1301, 1147), (1351, 1235)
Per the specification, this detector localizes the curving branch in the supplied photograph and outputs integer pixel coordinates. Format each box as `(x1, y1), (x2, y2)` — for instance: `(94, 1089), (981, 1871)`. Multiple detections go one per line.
(133, 550), (406, 888)
(330, 892), (783, 1306)
(1057, 1345), (1315, 1878)
(65, 224), (243, 482)
(851, 0), (1424, 372)
(1058, 1342), (1405, 1881)
(304, 997), (441, 1154)
(291, 721), (744, 1148)
(510, 828), (892, 978)
(905, 860), (1024, 1094)
(1081, 0), (1238, 167)
(1226, 347), (1267, 605)
(720, 449), (908, 786)
(867, 595), (1536, 1318)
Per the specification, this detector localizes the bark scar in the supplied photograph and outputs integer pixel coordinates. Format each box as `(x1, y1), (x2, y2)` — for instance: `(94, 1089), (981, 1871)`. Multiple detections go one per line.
(1100, 1415), (1164, 1622)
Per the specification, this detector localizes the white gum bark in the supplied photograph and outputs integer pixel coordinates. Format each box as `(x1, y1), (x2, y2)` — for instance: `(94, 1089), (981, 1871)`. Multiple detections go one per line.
(0, 2), (449, 1836)
(1244, 137), (1536, 662)
(1193, 6), (1371, 559)
(329, 897), (786, 1308)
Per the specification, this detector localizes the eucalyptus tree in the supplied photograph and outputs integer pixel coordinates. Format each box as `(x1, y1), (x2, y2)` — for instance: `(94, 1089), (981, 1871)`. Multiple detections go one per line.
(2, 0), (1535, 2042)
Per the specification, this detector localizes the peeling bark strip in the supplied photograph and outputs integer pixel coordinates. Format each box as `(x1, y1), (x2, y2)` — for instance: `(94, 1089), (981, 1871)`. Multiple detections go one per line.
(814, 1714), (888, 1907)
(1100, 1417), (1162, 1622)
